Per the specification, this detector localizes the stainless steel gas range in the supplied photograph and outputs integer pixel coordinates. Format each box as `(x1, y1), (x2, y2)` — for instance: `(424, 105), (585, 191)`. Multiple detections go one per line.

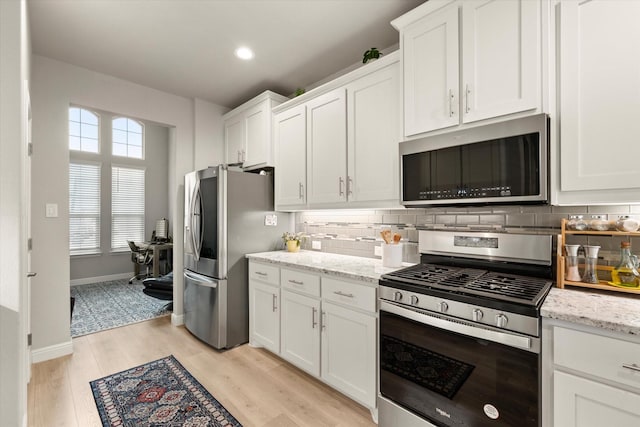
(378, 230), (554, 427)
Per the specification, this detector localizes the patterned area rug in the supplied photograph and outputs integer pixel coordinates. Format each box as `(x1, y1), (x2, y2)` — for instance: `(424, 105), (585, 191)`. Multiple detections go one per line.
(380, 334), (475, 399)
(71, 279), (170, 337)
(91, 355), (242, 427)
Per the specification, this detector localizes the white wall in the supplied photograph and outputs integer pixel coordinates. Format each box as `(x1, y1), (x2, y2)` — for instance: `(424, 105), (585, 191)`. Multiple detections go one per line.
(0, 0), (30, 424)
(30, 55), (226, 357)
(194, 98), (228, 170)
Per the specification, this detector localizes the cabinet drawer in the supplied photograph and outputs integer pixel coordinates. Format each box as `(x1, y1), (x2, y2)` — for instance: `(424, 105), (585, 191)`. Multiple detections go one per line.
(281, 268), (320, 297)
(554, 326), (640, 390)
(249, 262), (279, 287)
(322, 277), (376, 313)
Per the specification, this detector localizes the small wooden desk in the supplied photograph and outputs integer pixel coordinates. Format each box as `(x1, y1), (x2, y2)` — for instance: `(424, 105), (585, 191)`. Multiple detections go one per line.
(135, 242), (173, 278)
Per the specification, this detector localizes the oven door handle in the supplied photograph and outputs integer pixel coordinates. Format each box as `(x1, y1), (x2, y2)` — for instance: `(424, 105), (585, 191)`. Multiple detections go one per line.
(380, 300), (535, 352)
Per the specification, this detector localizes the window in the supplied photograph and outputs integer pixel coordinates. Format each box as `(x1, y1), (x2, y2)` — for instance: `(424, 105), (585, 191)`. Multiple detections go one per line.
(112, 117), (144, 159)
(69, 107), (99, 153)
(111, 166), (145, 250)
(69, 162), (101, 255)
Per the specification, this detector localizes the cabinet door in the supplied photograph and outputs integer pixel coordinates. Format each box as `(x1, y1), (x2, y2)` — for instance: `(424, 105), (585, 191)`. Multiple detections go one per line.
(347, 62), (400, 203)
(224, 115), (244, 165)
(321, 302), (376, 408)
(554, 371), (640, 427)
(249, 280), (279, 354)
(461, 0), (539, 123)
(274, 105), (307, 209)
(280, 290), (320, 376)
(403, 3), (459, 136)
(559, 0), (640, 192)
(244, 101), (268, 168)
(306, 89), (347, 205)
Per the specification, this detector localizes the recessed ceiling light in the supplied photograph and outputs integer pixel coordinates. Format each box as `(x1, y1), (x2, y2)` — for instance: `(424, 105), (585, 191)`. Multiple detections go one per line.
(235, 47), (254, 60)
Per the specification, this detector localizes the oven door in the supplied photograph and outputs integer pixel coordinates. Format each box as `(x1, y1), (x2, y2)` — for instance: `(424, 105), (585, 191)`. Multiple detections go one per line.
(379, 301), (540, 427)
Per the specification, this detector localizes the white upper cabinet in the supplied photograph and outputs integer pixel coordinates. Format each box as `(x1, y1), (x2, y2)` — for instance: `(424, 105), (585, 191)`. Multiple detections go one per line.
(306, 89), (348, 206)
(224, 115), (244, 165)
(347, 63), (400, 203)
(461, 0), (539, 123)
(273, 53), (401, 211)
(393, 0), (541, 137)
(558, 0), (640, 196)
(274, 104), (307, 209)
(402, 3), (459, 135)
(223, 90), (288, 170)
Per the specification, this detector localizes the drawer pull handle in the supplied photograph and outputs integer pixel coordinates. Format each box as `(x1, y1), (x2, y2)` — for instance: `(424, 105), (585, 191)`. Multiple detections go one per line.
(272, 294), (277, 312)
(622, 363), (640, 372)
(333, 291), (354, 298)
(288, 279), (304, 285)
(255, 271), (267, 276)
(312, 307), (318, 328)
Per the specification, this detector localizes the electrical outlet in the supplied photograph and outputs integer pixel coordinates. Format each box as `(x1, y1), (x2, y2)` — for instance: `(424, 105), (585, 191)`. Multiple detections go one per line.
(312, 240), (321, 250)
(264, 214), (277, 226)
(374, 245), (382, 257)
(45, 203), (58, 218)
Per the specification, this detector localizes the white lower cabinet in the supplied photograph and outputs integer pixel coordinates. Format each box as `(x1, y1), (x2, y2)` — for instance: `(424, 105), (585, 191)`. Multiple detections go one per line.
(249, 281), (280, 354)
(543, 319), (640, 427)
(248, 260), (378, 418)
(321, 301), (376, 408)
(280, 289), (321, 376)
(554, 371), (640, 427)
(248, 262), (281, 353)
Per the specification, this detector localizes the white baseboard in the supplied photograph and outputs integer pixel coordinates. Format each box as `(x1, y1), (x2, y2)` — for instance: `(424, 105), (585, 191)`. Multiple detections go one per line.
(31, 340), (73, 363)
(70, 272), (132, 286)
(171, 313), (184, 326)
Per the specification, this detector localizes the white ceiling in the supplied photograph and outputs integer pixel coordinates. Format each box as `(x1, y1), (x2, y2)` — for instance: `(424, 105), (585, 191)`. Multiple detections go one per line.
(28, 0), (424, 109)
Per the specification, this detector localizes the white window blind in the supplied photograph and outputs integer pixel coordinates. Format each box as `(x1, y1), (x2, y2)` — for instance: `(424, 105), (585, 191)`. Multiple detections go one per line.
(69, 107), (99, 153)
(112, 166), (145, 249)
(112, 117), (144, 159)
(69, 162), (101, 255)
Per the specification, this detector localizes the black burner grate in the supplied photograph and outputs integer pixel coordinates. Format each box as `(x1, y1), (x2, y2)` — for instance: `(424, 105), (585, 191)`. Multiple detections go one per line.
(383, 263), (552, 306)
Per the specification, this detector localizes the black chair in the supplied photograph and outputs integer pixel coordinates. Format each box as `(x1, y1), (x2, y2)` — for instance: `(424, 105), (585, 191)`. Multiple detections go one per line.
(128, 240), (153, 284)
(142, 271), (174, 311)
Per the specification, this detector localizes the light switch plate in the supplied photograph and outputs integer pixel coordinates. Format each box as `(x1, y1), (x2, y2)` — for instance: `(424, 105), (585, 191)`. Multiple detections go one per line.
(45, 203), (58, 218)
(312, 240), (321, 250)
(264, 214), (277, 226)
(374, 245), (382, 257)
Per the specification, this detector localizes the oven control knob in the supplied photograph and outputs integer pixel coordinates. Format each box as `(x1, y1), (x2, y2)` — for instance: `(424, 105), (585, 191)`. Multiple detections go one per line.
(438, 301), (449, 313)
(495, 314), (508, 328)
(410, 295), (419, 305)
(393, 291), (403, 302)
(472, 308), (484, 322)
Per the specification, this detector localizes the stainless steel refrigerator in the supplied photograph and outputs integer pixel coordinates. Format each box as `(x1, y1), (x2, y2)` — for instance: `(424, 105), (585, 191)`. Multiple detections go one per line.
(183, 165), (288, 349)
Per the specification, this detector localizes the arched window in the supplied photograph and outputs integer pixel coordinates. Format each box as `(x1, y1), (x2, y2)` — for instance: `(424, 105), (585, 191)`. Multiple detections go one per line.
(69, 107), (99, 153)
(112, 117), (144, 159)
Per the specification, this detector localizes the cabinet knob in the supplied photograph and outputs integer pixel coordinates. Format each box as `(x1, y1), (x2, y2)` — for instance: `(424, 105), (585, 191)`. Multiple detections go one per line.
(495, 314), (508, 328)
(439, 301), (448, 313)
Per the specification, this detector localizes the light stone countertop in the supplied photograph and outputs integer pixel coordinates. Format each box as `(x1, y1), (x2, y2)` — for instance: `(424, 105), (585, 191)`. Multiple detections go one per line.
(542, 287), (640, 336)
(245, 250), (413, 284)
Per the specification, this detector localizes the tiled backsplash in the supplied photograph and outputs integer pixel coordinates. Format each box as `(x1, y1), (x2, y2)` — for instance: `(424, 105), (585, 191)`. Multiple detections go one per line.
(295, 205), (640, 264)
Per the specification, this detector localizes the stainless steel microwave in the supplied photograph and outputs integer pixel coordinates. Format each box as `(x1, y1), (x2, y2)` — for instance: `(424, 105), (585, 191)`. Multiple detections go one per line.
(400, 114), (549, 207)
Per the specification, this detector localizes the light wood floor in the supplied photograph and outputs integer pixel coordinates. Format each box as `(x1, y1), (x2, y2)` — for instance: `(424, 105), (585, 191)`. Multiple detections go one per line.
(27, 316), (376, 427)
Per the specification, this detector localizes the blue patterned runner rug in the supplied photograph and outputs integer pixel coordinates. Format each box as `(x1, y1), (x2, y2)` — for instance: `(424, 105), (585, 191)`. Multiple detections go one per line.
(90, 355), (242, 426)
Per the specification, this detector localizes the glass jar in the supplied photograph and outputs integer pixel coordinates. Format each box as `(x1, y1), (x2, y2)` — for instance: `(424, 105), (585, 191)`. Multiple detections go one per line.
(564, 244), (582, 282)
(615, 216), (640, 232)
(588, 215), (610, 231)
(567, 215), (588, 231)
(581, 245), (601, 284)
(611, 242), (640, 287)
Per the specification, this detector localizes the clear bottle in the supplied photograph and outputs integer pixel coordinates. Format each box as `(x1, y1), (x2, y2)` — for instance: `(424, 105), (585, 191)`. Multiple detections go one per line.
(581, 245), (600, 284)
(611, 242), (640, 287)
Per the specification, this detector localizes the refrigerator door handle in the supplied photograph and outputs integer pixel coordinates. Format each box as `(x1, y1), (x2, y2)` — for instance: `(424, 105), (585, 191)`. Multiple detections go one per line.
(184, 270), (218, 288)
(191, 180), (203, 261)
